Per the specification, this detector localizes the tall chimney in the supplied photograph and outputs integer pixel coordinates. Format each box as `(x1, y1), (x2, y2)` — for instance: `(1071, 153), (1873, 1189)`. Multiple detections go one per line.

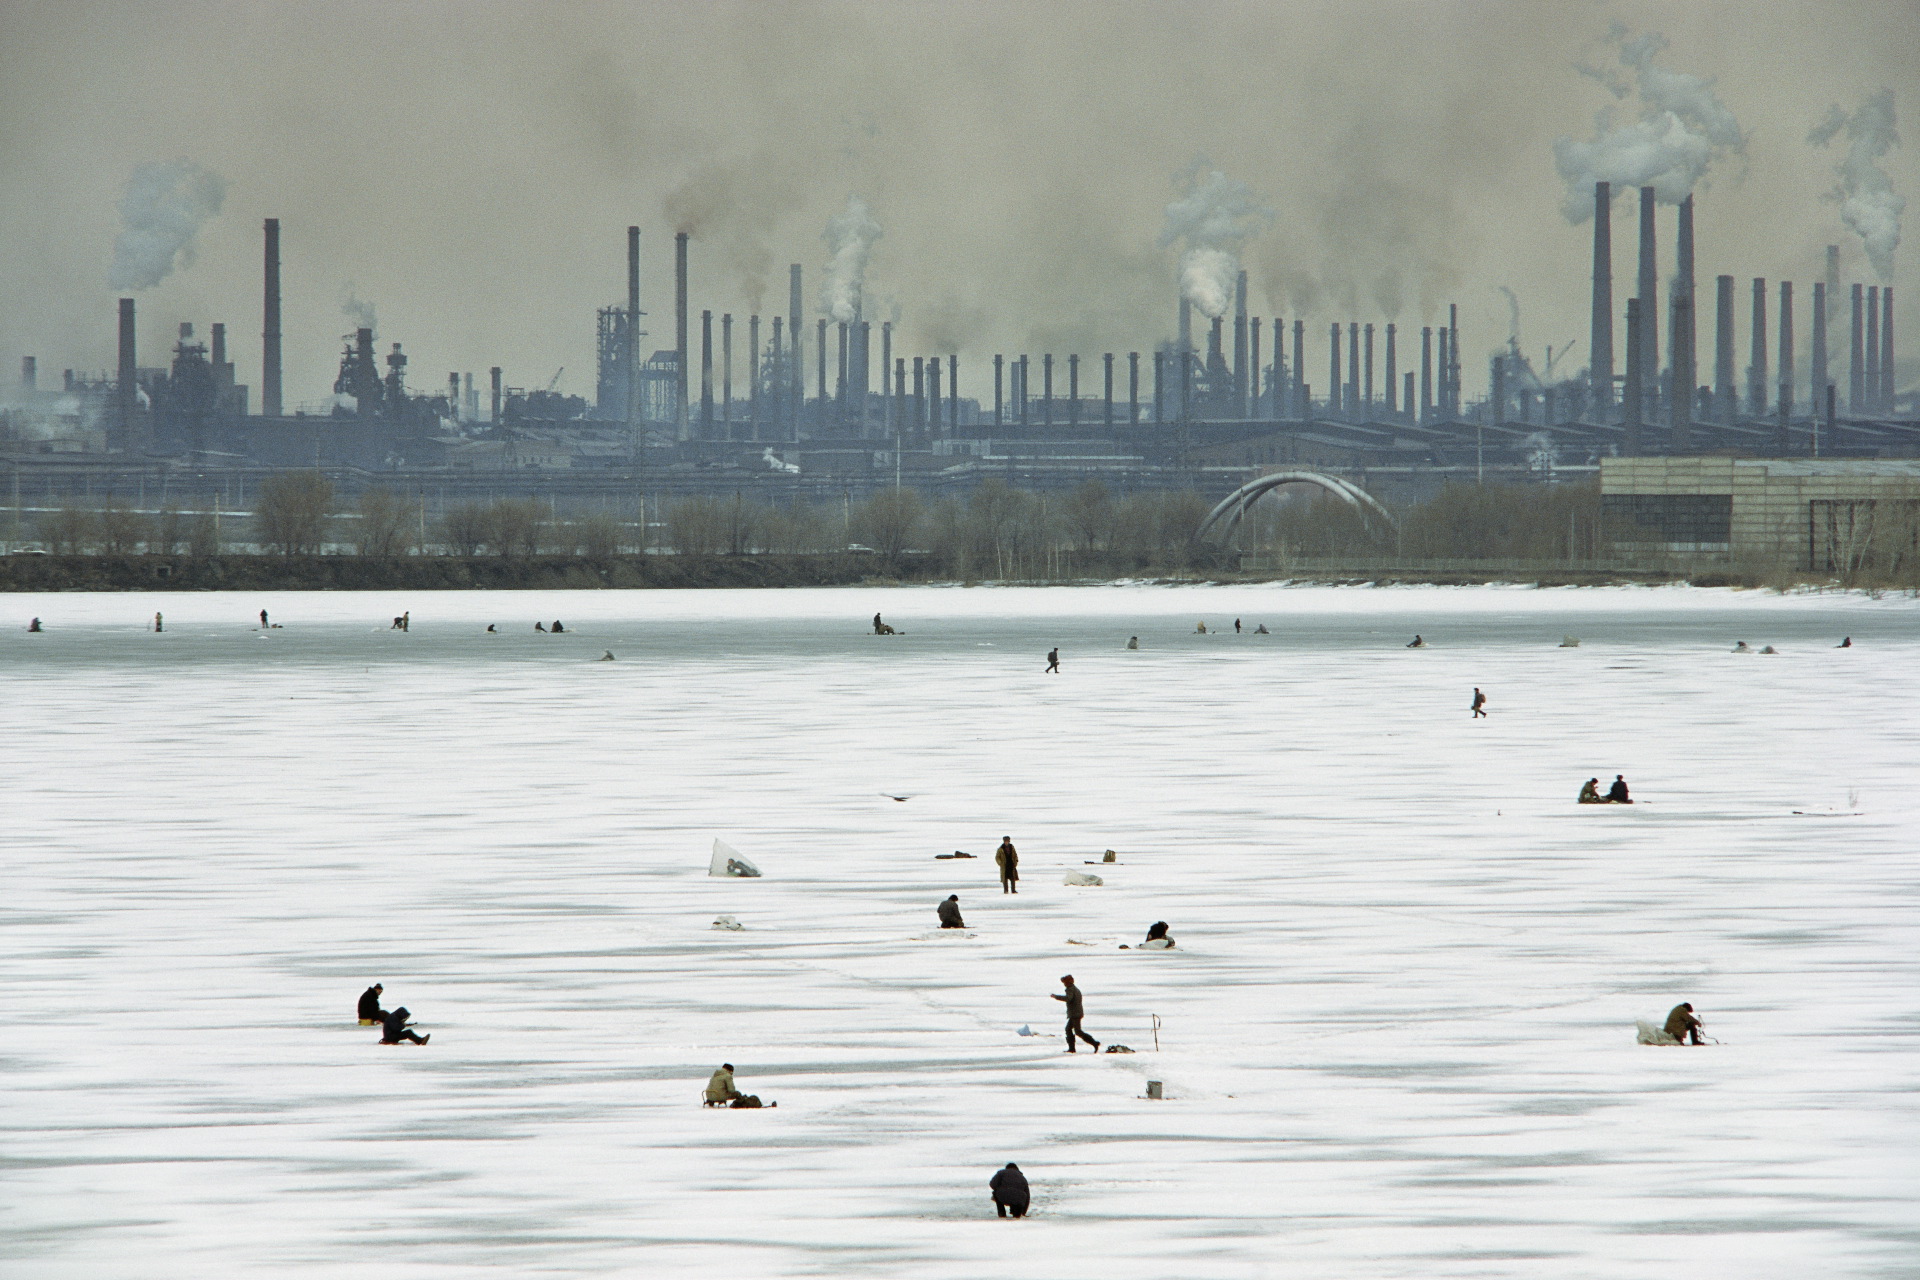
(788, 264), (803, 441)
(816, 319), (828, 429)
(1448, 303), (1460, 418)
(1778, 282), (1794, 423)
(882, 321), (894, 432)
(747, 314), (760, 437)
(1850, 284), (1865, 411)
(1637, 187), (1659, 405)
(1179, 296), (1192, 354)
(1129, 351), (1140, 424)
(261, 218), (282, 417)
(1437, 327), (1451, 420)
(1363, 323), (1375, 417)
(928, 356), (943, 434)
(835, 321), (848, 427)
(117, 297), (137, 444)
(1884, 286), (1896, 411)
(1420, 326), (1436, 426)
(490, 366), (502, 424)
(1233, 272), (1249, 414)
(627, 226), (641, 427)
(1249, 319), (1262, 417)
(722, 312), (734, 433)
(1385, 323), (1397, 417)
(674, 231), (690, 438)
(1623, 296), (1643, 456)
(1748, 278), (1769, 416)
(1347, 323), (1360, 419)
(1714, 275), (1736, 423)
(1810, 283), (1828, 422)
(700, 309), (714, 433)
(20, 356), (35, 390)
(1068, 353), (1080, 428)
(857, 321), (872, 434)
(1825, 246), (1842, 335)
(1669, 282), (1693, 451)
(1103, 351), (1114, 426)
(1328, 324), (1341, 418)
(1042, 352), (1055, 426)
(1865, 286), (1880, 411)
(1291, 321), (1304, 418)
(1590, 182), (1615, 415)
(1405, 371), (1415, 420)
(1670, 195), (1696, 445)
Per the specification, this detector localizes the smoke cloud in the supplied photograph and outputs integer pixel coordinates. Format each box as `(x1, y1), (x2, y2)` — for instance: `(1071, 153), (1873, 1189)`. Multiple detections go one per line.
(106, 159), (226, 291)
(340, 286), (377, 334)
(1810, 89), (1903, 280)
(1159, 165), (1271, 318)
(820, 195), (882, 322)
(1553, 23), (1747, 221)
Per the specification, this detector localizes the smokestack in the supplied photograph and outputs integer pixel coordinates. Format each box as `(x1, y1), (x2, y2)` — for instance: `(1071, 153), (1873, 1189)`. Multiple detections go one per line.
(722, 312), (734, 436)
(1385, 323), (1397, 417)
(1249, 319), (1262, 418)
(1327, 324), (1340, 418)
(1103, 351), (1114, 426)
(1748, 279), (1768, 416)
(1491, 354), (1506, 426)
(1347, 323), (1359, 420)
(20, 356), (34, 390)
(1884, 287), (1896, 412)
(1290, 321), (1304, 419)
(835, 321), (848, 427)
(1129, 351), (1140, 424)
(1178, 296), (1192, 353)
(1811, 283), (1828, 422)
(1865, 286), (1880, 412)
(1233, 270), (1248, 413)
(1448, 303), (1460, 418)
(1590, 182), (1615, 415)
(1671, 195), (1695, 447)
(912, 355), (925, 429)
(1043, 353), (1055, 426)
(1714, 276), (1736, 424)
(1437, 327), (1451, 420)
(1421, 326), (1433, 423)
(882, 322), (894, 432)
(700, 309), (714, 433)
(211, 322), (226, 371)
(627, 226), (641, 428)
(858, 321), (872, 434)
(490, 366), (502, 424)
(1363, 323), (1375, 417)
(1637, 187), (1659, 403)
(117, 297), (136, 443)
(928, 356), (943, 435)
(1825, 246), (1842, 337)
(788, 264), (803, 441)
(1778, 282), (1794, 422)
(1068, 353), (1080, 428)
(1623, 296), (1643, 456)
(992, 352), (1003, 428)
(674, 231), (689, 438)
(260, 218), (282, 417)
(1850, 284), (1865, 411)
(816, 319), (828, 429)
(748, 314), (759, 437)
(1405, 371), (1414, 420)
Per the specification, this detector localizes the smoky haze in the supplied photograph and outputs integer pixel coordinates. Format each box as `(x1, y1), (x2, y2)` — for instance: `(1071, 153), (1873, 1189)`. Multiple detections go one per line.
(0, 0), (1913, 407)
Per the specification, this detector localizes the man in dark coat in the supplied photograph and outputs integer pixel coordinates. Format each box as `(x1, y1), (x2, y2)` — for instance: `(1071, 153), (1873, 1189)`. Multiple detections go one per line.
(995, 838), (1018, 894)
(380, 1007), (428, 1045)
(1664, 1002), (1704, 1045)
(357, 983), (387, 1025)
(938, 894), (965, 929)
(1606, 775), (1632, 803)
(1471, 687), (1487, 717)
(989, 1162), (1030, 1218)
(1045, 647), (1059, 673)
(1052, 975), (1099, 1052)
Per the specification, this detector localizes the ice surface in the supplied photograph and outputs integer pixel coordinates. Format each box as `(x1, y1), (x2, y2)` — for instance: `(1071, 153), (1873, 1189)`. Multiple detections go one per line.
(4, 584), (1918, 1278)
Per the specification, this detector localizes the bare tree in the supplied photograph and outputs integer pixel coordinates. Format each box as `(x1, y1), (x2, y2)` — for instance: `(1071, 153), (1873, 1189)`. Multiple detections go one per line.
(354, 487), (415, 557)
(152, 506), (187, 555)
(1062, 479), (1115, 552)
(187, 512), (220, 558)
(97, 501), (149, 554)
(483, 498), (545, 558)
(854, 488), (923, 563)
(440, 503), (489, 556)
(38, 505), (95, 555)
(254, 471), (335, 556)
(666, 496), (728, 555)
(576, 512), (622, 559)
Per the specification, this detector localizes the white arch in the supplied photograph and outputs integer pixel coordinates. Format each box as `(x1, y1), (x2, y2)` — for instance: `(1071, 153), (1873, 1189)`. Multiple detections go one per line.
(1196, 470), (1398, 546)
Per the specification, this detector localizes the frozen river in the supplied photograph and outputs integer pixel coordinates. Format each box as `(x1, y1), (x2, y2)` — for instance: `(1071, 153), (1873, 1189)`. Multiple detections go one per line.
(5, 583), (1918, 1278)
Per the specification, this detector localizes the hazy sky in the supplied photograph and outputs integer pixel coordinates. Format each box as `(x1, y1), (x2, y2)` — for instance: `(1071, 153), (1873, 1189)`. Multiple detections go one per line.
(1, 0), (1913, 408)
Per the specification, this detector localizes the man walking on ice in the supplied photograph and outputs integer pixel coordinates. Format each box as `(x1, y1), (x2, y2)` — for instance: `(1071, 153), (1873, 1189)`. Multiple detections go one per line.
(1471, 687), (1487, 717)
(1053, 975), (1099, 1052)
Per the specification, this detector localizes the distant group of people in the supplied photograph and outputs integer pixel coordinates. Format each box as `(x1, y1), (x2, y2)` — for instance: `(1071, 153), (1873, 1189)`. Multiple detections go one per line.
(358, 983), (428, 1045)
(1578, 775), (1632, 804)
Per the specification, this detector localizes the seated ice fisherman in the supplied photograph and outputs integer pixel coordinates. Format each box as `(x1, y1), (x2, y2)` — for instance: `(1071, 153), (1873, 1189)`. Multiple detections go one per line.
(1606, 775), (1631, 804)
(357, 983), (387, 1025)
(705, 1063), (742, 1105)
(1140, 921), (1174, 949)
(1577, 778), (1601, 804)
(380, 1007), (428, 1045)
(1664, 1002), (1704, 1045)
(937, 894), (966, 929)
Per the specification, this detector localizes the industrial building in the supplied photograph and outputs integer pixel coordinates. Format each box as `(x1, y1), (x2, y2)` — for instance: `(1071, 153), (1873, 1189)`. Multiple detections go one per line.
(1, 187), (1912, 517)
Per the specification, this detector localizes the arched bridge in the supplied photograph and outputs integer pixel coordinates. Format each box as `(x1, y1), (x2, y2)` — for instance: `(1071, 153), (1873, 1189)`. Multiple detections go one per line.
(1196, 471), (1398, 547)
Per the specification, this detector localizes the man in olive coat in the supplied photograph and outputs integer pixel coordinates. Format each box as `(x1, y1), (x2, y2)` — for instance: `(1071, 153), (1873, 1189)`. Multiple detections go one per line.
(995, 838), (1019, 894)
(989, 1162), (1030, 1218)
(1664, 1002), (1704, 1045)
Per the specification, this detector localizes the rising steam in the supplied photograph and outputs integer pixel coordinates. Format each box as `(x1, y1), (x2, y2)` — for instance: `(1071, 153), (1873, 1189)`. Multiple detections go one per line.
(107, 159), (227, 291)
(1158, 165), (1271, 318)
(820, 195), (882, 322)
(1809, 89), (1903, 281)
(1552, 24), (1746, 221)
(340, 285), (377, 334)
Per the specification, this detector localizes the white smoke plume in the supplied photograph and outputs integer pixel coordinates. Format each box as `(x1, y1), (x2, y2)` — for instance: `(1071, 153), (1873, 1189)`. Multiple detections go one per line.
(340, 286), (377, 334)
(820, 195), (882, 322)
(1553, 24), (1747, 222)
(1809, 89), (1903, 281)
(1158, 164), (1272, 318)
(107, 159), (227, 291)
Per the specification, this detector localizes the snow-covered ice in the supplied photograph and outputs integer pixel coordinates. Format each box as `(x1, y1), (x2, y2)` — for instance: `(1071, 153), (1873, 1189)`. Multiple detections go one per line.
(5, 584), (1918, 1278)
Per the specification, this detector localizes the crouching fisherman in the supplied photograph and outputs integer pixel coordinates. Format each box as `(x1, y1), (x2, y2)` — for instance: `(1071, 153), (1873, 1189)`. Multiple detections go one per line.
(1665, 1002), (1705, 1046)
(1577, 778), (1601, 804)
(358, 983), (387, 1025)
(938, 894), (966, 929)
(989, 1162), (1030, 1218)
(704, 1062), (772, 1107)
(1140, 921), (1174, 949)
(380, 1007), (429, 1045)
